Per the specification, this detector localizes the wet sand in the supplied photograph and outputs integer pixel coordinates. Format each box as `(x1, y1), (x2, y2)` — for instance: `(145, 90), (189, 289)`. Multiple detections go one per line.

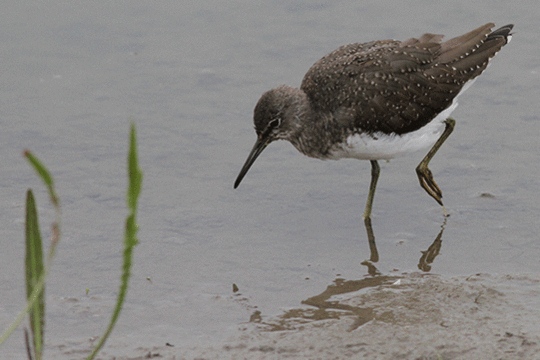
(63, 273), (540, 360)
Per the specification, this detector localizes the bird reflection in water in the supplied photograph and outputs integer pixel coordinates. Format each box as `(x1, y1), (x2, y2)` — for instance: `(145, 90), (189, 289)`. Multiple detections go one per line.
(361, 217), (446, 274)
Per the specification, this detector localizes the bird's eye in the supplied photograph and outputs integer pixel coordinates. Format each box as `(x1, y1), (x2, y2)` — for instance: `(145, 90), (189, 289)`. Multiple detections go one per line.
(268, 118), (281, 129)
(260, 118), (281, 139)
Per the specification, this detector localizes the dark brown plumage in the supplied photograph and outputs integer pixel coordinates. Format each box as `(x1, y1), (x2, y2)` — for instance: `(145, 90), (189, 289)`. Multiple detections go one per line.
(300, 23), (512, 136)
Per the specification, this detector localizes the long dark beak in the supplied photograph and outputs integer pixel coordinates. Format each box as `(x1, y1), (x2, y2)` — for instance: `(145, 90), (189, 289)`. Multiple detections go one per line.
(234, 136), (270, 189)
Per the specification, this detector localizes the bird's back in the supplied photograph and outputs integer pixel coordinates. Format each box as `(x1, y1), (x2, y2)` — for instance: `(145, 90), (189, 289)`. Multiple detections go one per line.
(300, 23), (513, 136)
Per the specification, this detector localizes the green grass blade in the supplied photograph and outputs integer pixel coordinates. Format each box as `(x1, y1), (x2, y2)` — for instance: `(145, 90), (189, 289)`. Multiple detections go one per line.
(23, 150), (61, 259)
(25, 189), (45, 360)
(23, 150), (59, 207)
(0, 152), (60, 352)
(127, 123), (142, 214)
(86, 121), (142, 360)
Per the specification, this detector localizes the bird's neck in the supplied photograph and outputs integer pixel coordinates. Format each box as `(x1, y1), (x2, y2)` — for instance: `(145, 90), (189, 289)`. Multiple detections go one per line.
(283, 89), (344, 159)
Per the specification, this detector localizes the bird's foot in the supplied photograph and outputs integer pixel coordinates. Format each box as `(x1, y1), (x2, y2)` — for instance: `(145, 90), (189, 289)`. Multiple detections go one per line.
(416, 165), (443, 206)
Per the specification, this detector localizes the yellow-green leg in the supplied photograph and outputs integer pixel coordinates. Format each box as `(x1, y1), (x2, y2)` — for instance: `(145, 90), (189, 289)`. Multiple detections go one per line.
(415, 118), (456, 216)
(363, 160), (380, 220)
(364, 217), (379, 263)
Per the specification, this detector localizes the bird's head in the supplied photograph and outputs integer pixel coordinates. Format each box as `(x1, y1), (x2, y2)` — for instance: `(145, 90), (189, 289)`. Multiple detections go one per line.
(234, 85), (307, 189)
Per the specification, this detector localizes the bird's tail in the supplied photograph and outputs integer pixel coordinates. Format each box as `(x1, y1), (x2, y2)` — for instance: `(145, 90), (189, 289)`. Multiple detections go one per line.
(433, 23), (513, 81)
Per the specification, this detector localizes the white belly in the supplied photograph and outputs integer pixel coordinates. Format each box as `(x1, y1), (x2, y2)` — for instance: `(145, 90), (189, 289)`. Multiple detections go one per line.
(327, 75), (477, 160)
(328, 94), (463, 161)
(328, 103), (453, 160)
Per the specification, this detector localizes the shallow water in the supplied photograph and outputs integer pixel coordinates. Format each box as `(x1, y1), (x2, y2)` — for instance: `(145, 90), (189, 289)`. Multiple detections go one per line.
(0, 1), (538, 358)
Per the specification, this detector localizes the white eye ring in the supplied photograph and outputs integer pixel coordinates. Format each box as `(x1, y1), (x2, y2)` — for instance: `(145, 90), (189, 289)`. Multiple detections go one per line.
(269, 118), (281, 129)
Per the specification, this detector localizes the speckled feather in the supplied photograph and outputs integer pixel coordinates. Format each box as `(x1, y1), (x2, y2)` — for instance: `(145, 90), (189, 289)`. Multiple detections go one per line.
(300, 23), (510, 136)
